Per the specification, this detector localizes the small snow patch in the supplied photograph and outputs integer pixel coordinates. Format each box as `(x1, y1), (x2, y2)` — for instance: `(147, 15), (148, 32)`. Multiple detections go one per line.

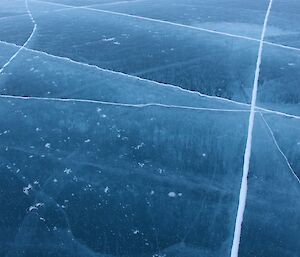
(102, 37), (115, 42)
(134, 143), (145, 150)
(168, 192), (176, 198)
(23, 184), (32, 195)
(64, 168), (72, 175)
(28, 202), (44, 212)
(45, 143), (51, 148)
(138, 162), (145, 168)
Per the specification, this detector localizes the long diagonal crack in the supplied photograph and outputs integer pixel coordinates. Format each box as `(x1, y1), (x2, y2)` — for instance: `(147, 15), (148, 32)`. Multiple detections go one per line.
(0, 39), (299, 120)
(230, 0), (274, 256)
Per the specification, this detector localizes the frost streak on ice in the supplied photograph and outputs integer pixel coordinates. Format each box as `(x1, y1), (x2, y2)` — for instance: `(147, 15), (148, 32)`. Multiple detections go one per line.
(0, 0), (37, 74)
(260, 113), (300, 183)
(230, 0), (274, 256)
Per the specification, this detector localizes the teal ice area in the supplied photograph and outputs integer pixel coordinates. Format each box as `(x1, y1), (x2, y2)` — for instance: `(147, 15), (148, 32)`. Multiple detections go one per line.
(0, 0), (299, 257)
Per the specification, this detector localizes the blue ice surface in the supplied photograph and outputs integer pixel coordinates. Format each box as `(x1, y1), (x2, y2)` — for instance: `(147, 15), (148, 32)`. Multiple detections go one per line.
(257, 44), (300, 116)
(0, 43), (249, 110)
(0, 43), (20, 67)
(92, 0), (270, 38)
(0, 99), (249, 257)
(265, 0), (300, 48)
(0, 0), (299, 257)
(0, 0), (27, 18)
(239, 114), (300, 257)
(24, 7), (259, 103)
(41, 0), (143, 7)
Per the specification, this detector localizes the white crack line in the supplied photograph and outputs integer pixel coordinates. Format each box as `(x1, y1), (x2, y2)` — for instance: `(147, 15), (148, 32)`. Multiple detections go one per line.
(0, 0), (37, 74)
(0, 94), (250, 113)
(230, 0), (274, 256)
(260, 113), (300, 183)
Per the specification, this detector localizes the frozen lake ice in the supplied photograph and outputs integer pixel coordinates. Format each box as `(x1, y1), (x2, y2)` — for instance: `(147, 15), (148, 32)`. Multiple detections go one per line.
(0, 0), (299, 257)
